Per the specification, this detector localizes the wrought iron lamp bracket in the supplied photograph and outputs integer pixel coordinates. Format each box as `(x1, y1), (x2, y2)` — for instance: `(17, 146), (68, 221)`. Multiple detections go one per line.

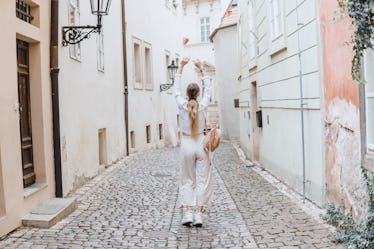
(62, 25), (101, 47)
(160, 84), (174, 92)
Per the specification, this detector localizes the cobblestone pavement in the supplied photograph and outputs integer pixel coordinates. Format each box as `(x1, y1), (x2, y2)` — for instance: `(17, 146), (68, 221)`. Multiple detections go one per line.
(0, 142), (340, 249)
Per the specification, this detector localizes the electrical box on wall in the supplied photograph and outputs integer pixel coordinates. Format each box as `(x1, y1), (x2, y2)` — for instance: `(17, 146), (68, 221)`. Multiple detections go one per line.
(234, 98), (239, 108)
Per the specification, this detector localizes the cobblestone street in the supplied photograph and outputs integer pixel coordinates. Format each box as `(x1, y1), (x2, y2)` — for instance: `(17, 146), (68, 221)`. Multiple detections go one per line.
(0, 142), (341, 249)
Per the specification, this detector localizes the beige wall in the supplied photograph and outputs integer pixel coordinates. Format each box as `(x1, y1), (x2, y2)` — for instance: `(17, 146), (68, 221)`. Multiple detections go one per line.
(0, 0), (55, 237)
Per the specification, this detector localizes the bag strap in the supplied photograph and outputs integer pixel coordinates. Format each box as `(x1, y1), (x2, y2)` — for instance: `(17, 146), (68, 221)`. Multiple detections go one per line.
(203, 110), (213, 165)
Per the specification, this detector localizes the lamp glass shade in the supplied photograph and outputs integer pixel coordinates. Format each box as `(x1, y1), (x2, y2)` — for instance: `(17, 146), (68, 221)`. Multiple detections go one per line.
(90, 0), (112, 15)
(167, 60), (178, 82)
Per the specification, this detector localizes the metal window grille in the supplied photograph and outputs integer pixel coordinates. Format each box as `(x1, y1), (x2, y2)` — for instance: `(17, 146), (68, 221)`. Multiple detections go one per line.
(16, 0), (34, 24)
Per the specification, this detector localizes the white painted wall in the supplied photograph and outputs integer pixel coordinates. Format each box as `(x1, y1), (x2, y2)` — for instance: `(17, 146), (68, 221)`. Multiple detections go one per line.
(237, 0), (325, 205)
(125, 0), (184, 151)
(180, 0), (225, 104)
(59, 0), (126, 195)
(211, 25), (240, 140)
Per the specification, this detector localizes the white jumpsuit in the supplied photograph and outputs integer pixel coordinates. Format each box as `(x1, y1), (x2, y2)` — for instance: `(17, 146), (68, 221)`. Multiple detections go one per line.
(174, 74), (213, 207)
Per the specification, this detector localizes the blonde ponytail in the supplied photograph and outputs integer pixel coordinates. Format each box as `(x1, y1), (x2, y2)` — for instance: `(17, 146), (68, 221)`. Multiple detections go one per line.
(186, 82), (200, 136)
(188, 99), (199, 135)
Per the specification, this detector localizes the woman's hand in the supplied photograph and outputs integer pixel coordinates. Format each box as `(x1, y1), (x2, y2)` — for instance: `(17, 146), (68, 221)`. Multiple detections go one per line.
(180, 57), (190, 67)
(193, 59), (203, 71)
(177, 57), (190, 74)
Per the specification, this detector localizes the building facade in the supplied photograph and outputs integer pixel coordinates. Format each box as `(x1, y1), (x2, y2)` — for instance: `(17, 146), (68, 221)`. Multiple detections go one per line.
(237, 0), (325, 205)
(234, 0), (372, 218)
(58, 0), (126, 195)
(210, 2), (240, 140)
(125, 0), (185, 152)
(0, 0), (56, 237)
(180, 0), (229, 127)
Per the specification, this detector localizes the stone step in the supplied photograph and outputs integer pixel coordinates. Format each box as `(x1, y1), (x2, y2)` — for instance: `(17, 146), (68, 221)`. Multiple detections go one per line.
(22, 198), (76, 228)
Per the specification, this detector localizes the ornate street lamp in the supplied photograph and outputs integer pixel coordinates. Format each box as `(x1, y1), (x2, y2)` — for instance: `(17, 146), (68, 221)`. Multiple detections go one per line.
(160, 60), (179, 92)
(62, 0), (112, 46)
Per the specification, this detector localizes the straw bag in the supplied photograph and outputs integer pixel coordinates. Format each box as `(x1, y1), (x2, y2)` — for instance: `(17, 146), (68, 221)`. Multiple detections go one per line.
(203, 125), (221, 152)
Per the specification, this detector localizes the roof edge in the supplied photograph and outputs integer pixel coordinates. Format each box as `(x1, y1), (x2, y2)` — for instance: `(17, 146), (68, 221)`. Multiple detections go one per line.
(210, 23), (237, 42)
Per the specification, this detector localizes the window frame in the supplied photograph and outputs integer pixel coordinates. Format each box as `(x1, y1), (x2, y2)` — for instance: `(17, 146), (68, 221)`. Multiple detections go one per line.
(144, 42), (154, 90)
(68, 0), (81, 61)
(268, 0), (287, 56)
(364, 49), (374, 152)
(132, 37), (143, 89)
(200, 17), (211, 43)
(269, 0), (284, 40)
(248, 0), (258, 61)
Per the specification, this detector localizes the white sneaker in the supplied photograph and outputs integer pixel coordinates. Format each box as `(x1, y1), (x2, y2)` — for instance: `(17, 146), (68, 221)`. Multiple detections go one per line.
(181, 210), (193, 226)
(193, 212), (203, 227)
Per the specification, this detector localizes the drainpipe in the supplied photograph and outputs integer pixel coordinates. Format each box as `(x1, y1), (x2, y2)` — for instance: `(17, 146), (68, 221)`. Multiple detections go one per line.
(295, 4), (307, 201)
(50, 0), (63, 197)
(121, 0), (129, 156)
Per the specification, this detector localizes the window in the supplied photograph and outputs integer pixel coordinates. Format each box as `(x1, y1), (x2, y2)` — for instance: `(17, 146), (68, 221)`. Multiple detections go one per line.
(16, 0), (34, 24)
(248, 0), (257, 59)
(130, 131), (135, 148)
(69, 0), (81, 60)
(97, 30), (105, 72)
(144, 44), (153, 89)
(98, 129), (107, 166)
(146, 125), (151, 144)
(133, 40), (142, 84)
(365, 49), (374, 151)
(269, 0), (283, 39)
(159, 124), (163, 140)
(200, 17), (211, 42)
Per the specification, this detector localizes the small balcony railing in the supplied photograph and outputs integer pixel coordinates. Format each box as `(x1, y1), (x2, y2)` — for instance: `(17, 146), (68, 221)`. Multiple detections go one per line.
(16, 0), (34, 24)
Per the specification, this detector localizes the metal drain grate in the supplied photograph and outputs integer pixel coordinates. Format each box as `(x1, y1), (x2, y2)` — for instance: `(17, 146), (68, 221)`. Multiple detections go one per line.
(151, 173), (173, 177)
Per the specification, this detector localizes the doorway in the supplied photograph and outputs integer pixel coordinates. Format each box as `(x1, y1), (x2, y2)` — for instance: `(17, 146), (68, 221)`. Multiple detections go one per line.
(251, 81), (260, 161)
(17, 39), (35, 188)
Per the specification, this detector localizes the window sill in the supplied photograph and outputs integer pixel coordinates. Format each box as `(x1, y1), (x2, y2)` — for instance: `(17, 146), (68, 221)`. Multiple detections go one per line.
(23, 183), (48, 199)
(269, 35), (287, 58)
(133, 82), (143, 90)
(248, 60), (257, 72)
(144, 85), (154, 91)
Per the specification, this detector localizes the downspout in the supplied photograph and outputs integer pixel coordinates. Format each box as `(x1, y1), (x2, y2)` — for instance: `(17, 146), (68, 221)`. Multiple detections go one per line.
(121, 0), (129, 156)
(295, 4), (307, 201)
(50, 0), (63, 197)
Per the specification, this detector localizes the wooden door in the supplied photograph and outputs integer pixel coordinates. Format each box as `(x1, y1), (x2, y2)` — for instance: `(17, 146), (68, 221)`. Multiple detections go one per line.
(17, 39), (35, 188)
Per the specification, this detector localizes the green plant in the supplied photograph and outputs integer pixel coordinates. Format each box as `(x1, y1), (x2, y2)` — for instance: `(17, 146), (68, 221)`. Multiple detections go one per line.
(321, 170), (374, 248)
(337, 0), (374, 81)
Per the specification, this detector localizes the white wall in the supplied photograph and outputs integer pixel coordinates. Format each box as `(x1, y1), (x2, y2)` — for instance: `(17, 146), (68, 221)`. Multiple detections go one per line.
(212, 26), (240, 140)
(180, 0), (224, 104)
(125, 0), (184, 151)
(237, 0), (325, 205)
(59, 0), (126, 195)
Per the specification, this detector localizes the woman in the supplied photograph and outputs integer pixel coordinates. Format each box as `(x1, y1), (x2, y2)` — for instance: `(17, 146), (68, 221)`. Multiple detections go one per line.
(174, 57), (212, 227)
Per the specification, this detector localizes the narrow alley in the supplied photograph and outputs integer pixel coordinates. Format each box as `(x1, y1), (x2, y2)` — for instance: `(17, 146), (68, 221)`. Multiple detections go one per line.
(0, 143), (339, 249)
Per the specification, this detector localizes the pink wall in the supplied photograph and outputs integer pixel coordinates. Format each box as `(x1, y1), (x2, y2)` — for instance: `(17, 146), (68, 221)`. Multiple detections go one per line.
(320, 0), (368, 219)
(320, 0), (358, 107)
